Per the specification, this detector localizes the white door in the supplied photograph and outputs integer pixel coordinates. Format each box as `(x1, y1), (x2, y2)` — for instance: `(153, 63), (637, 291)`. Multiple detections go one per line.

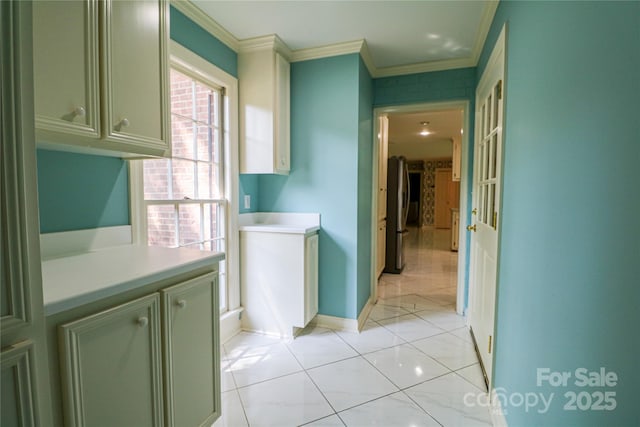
(468, 26), (506, 387)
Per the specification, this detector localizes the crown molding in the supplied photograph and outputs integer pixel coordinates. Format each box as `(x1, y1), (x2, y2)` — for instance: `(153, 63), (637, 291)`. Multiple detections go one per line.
(359, 40), (377, 77)
(290, 39), (364, 63)
(374, 57), (477, 78)
(238, 34), (292, 60)
(170, 0), (240, 52)
(471, 0), (500, 64)
(172, 0), (499, 79)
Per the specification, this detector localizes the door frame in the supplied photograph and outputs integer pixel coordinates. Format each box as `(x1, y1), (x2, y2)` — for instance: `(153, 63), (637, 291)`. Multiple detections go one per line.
(371, 101), (471, 315)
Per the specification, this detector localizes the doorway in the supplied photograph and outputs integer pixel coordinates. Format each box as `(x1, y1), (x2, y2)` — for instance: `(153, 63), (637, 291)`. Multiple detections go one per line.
(371, 102), (470, 315)
(407, 172), (422, 227)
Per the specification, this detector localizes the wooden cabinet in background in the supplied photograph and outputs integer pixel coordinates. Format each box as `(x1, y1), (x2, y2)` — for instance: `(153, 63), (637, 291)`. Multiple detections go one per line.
(33, 0), (171, 158)
(239, 37), (290, 174)
(434, 168), (460, 229)
(452, 138), (461, 181)
(451, 209), (460, 251)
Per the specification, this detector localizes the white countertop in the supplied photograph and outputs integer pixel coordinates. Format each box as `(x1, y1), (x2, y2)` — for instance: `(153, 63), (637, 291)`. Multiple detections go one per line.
(42, 245), (224, 316)
(238, 212), (320, 235)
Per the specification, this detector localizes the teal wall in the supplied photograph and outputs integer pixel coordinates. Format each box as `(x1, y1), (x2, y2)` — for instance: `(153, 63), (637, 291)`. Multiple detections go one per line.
(258, 54), (366, 319)
(373, 68), (476, 309)
(37, 150), (129, 233)
(36, 9), (239, 233)
(356, 58), (374, 314)
(170, 6), (237, 77)
(481, 2), (639, 425)
(239, 174), (259, 213)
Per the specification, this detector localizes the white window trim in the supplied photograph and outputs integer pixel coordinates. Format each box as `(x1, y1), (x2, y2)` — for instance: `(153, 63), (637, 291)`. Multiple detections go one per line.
(129, 41), (241, 323)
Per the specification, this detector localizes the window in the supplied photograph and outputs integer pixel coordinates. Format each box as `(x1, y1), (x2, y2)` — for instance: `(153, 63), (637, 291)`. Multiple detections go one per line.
(131, 44), (239, 316)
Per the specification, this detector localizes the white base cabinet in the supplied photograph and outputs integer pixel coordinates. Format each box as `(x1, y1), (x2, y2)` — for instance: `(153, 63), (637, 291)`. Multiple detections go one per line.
(58, 273), (219, 427)
(60, 294), (164, 427)
(241, 231), (318, 337)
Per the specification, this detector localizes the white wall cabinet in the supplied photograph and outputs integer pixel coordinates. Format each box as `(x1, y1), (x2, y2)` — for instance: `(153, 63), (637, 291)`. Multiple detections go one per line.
(32, 0), (171, 158)
(58, 273), (219, 427)
(241, 231), (318, 337)
(239, 38), (290, 174)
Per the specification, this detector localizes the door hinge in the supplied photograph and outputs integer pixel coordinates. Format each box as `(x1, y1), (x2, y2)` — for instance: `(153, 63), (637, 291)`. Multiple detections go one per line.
(497, 80), (503, 100)
(488, 335), (493, 354)
(492, 212), (498, 229)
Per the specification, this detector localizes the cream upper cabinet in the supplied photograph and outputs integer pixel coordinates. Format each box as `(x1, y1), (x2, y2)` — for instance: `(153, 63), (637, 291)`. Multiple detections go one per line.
(239, 38), (290, 174)
(32, 0), (170, 158)
(101, 0), (170, 154)
(33, 0), (100, 141)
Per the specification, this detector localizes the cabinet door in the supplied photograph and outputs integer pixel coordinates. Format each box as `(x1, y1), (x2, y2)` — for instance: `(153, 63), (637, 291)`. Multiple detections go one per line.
(274, 52), (290, 174)
(59, 294), (164, 427)
(33, 0), (100, 141)
(101, 0), (170, 155)
(304, 234), (319, 325)
(162, 274), (220, 427)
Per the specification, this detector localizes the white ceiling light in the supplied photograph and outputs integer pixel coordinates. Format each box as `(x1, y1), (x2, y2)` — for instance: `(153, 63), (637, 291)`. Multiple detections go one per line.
(419, 121), (431, 137)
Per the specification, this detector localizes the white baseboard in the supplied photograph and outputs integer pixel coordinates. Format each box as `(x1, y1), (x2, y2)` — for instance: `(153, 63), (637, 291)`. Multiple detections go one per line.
(313, 313), (359, 333)
(312, 297), (375, 333)
(357, 297), (375, 331)
(491, 390), (508, 427)
(220, 308), (243, 344)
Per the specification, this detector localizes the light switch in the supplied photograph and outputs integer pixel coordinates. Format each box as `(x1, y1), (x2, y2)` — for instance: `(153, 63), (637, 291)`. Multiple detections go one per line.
(244, 195), (251, 209)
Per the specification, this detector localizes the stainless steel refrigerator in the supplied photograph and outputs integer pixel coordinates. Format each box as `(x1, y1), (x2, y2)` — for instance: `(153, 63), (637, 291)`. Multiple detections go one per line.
(385, 156), (410, 274)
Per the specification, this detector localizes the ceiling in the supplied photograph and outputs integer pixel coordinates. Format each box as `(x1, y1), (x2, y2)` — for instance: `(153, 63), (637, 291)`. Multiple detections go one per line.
(190, 0), (498, 76)
(388, 109), (463, 160)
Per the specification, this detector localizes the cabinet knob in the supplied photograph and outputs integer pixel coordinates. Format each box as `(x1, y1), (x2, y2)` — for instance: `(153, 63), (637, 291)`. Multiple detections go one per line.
(115, 118), (130, 131)
(73, 106), (86, 117)
(176, 299), (187, 309)
(137, 316), (148, 327)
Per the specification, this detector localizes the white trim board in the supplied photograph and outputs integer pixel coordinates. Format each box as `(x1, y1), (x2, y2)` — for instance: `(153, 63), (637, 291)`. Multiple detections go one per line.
(171, 0), (498, 78)
(40, 225), (132, 260)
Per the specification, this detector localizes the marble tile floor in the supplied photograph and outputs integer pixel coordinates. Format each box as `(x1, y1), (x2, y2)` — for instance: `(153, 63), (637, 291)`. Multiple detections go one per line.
(214, 227), (491, 427)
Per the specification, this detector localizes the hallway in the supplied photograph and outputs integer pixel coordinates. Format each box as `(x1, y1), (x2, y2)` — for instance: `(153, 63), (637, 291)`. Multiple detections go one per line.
(215, 227), (492, 426)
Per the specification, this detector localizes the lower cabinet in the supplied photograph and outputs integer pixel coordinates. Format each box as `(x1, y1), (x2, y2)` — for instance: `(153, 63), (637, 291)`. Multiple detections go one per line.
(58, 273), (219, 427)
(241, 231), (319, 337)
